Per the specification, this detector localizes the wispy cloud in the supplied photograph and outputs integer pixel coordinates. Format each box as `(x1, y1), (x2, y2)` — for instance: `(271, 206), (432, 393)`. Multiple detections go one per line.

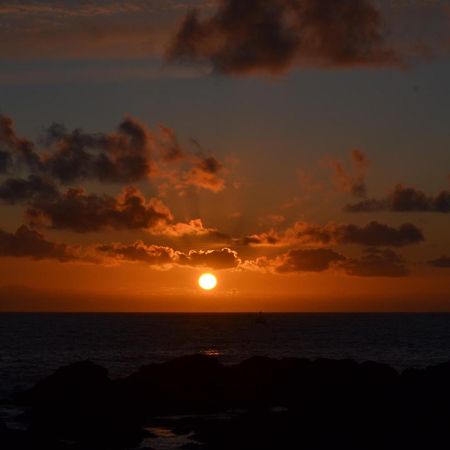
(330, 149), (370, 198)
(346, 184), (450, 213)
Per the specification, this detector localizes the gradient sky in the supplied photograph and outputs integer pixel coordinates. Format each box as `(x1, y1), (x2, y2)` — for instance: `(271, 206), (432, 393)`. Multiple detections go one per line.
(0, 0), (449, 311)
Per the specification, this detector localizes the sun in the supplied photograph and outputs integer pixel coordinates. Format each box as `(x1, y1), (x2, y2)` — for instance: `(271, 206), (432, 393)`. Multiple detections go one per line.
(198, 273), (217, 291)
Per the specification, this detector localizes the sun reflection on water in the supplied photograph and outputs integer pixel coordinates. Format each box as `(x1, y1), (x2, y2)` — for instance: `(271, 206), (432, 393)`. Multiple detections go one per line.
(201, 349), (221, 357)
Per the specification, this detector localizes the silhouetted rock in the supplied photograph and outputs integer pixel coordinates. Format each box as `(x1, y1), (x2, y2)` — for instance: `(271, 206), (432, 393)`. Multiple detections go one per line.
(21, 361), (144, 449)
(423, 360), (450, 382)
(12, 355), (450, 449)
(359, 360), (399, 384)
(29, 360), (109, 403)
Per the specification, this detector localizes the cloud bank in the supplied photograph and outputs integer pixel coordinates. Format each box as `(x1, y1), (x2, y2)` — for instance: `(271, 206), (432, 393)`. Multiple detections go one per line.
(0, 113), (444, 280)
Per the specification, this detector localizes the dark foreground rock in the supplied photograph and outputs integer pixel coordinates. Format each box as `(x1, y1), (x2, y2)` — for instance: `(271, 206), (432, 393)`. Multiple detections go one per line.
(3, 355), (450, 449)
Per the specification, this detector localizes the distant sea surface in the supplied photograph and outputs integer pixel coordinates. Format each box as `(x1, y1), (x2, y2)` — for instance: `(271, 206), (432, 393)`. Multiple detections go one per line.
(1, 313), (450, 400)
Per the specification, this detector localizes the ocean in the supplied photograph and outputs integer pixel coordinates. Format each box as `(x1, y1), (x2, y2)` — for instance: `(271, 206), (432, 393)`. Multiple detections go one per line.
(2, 312), (450, 401)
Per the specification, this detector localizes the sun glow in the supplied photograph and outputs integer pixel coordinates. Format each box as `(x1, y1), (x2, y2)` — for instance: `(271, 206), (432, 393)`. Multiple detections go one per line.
(198, 273), (217, 291)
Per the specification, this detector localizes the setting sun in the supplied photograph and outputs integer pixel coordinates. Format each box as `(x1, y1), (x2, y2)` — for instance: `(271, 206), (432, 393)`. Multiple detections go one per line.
(198, 273), (217, 291)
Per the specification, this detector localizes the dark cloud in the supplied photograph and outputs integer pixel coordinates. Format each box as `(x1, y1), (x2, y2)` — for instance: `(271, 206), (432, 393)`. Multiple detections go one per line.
(345, 198), (385, 212)
(332, 221), (424, 247)
(429, 256), (450, 268)
(276, 248), (345, 273)
(0, 114), (226, 193)
(151, 219), (231, 243)
(240, 246), (412, 278)
(43, 117), (225, 191)
(97, 241), (176, 266)
(43, 116), (153, 184)
(341, 248), (409, 277)
(346, 184), (450, 213)
(1, 114), (153, 183)
(241, 220), (424, 248)
(97, 243), (240, 270)
(167, 0), (400, 75)
(179, 248), (240, 269)
(26, 186), (173, 233)
(0, 225), (77, 262)
(21, 184), (232, 238)
(0, 175), (58, 204)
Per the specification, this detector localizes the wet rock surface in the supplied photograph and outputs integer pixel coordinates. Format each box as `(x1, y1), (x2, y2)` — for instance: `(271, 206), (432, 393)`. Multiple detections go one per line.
(2, 354), (450, 449)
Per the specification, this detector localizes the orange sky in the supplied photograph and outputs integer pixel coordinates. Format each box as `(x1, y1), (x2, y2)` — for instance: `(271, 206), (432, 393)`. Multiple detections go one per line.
(0, 0), (449, 311)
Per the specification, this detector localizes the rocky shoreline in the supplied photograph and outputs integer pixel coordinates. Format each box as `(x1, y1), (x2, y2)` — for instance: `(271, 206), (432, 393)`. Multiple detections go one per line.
(2, 354), (450, 449)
